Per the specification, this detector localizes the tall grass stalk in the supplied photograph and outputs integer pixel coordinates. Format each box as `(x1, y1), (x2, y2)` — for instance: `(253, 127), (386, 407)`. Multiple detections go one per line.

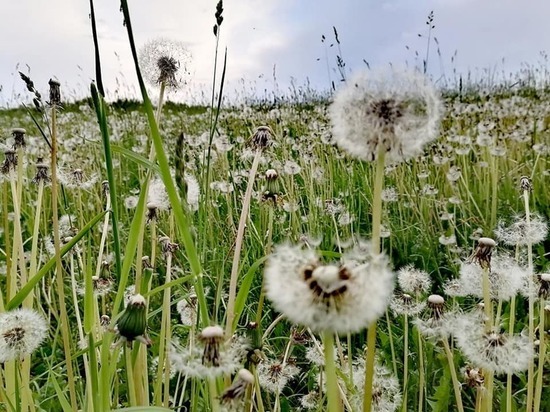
(225, 149), (262, 336)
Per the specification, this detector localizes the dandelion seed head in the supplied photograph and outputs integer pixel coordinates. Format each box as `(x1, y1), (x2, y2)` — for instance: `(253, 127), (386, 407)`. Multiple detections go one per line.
(494, 215), (548, 246)
(0, 309), (48, 362)
(264, 243), (394, 334)
(329, 68), (442, 164)
(454, 312), (534, 374)
(397, 265), (432, 294)
(139, 38), (191, 90)
(257, 360), (300, 394)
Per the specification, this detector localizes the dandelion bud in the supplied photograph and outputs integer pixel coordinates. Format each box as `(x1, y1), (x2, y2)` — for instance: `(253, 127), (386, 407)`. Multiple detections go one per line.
(221, 368), (254, 405)
(249, 126), (274, 150)
(12, 128), (26, 149)
(116, 294), (150, 347)
(1, 149), (17, 174)
(519, 176), (532, 192)
(48, 78), (61, 106)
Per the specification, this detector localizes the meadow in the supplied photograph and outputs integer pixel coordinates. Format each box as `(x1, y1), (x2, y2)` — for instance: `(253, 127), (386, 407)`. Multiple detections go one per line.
(1, 1), (550, 412)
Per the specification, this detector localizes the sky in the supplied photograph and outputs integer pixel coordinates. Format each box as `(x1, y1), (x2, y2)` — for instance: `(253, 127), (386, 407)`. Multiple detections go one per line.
(1, 0), (550, 106)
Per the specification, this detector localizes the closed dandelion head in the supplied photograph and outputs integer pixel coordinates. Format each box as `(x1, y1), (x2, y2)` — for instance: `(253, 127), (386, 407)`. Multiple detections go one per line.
(1, 149), (17, 174)
(115, 294), (151, 347)
(33, 161), (50, 184)
(11, 128), (26, 149)
(329, 68), (442, 164)
(0, 308), (48, 362)
(249, 126), (274, 150)
(538, 273), (550, 299)
(139, 38), (191, 90)
(199, 325), (225, 367)
(48, 78), (61, 106)
(519, 176), (532, 192)
(264, 243), (394, 334)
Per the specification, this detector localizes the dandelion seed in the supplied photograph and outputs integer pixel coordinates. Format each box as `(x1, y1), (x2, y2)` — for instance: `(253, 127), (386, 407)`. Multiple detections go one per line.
(0, 308), (48, 362)
(264, 242), (394, 334)
(381, 186), (398, 202)
(462, 366), (485, 388)
(329, 68), (442, 164)
(139, 38), (191, 89)
(439, 234), (457, 246)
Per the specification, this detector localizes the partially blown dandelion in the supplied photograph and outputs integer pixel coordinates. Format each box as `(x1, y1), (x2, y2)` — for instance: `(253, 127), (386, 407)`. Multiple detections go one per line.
(139, 38), (191, 90)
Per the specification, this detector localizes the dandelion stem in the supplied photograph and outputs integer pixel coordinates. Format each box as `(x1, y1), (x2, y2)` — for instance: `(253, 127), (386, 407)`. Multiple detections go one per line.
(442, 338), (464, 412)
(363, 146), (385, 412)
(50, 105), (79, 411)
(523, 188), (535, 412)
(401, 315), (409, 412)
(323, 331), (341, 412)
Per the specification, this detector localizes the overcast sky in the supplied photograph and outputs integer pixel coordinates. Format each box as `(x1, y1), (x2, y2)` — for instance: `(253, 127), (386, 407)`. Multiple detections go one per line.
(1, 0), (550, 105)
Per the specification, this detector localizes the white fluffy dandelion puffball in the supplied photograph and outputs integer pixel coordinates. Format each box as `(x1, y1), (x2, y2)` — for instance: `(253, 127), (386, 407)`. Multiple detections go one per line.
(264, 243), (394, 334)
(329, 68), (443, 164)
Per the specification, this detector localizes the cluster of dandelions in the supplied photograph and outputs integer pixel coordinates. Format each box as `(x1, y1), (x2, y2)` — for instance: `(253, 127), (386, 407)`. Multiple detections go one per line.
(264, 241), (394, 334)
(0, 309), (48, 362)
(329, 68), (443, 164)
(139, 38), (191, 90)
